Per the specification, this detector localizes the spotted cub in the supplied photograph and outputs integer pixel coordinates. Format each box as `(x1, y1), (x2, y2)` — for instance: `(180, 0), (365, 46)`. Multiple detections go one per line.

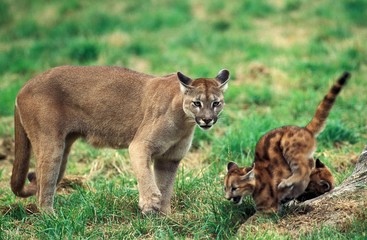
(224, 72), (349, 213)
(225, 158), (334, 206)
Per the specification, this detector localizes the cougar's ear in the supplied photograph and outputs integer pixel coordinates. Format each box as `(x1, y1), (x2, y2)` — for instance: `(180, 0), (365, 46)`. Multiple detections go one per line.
(320, 180), (332, 192)
(227, 162), (238, 172)
(240, 168), (255, 181)
(315, 158), (326, 168)
(216, 69), (230, 92)
(177, 72), (193, 93)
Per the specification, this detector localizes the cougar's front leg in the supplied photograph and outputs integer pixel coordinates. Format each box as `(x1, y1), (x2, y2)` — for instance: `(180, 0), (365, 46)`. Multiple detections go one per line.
(154, 159), (180, 215)
(129, 142), (162, 214)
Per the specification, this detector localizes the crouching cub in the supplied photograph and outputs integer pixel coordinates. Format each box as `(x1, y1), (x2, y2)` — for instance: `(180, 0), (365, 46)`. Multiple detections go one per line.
(11, 66), (230, 214)
(225, 158), (334, 208)
(224, 72), (350, 213)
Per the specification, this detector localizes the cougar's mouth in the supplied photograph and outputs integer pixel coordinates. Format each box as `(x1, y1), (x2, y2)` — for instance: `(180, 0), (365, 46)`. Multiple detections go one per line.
(195, 117), (215, 130)
(199, 124), (212, 130)
(232, 196), (242, 205)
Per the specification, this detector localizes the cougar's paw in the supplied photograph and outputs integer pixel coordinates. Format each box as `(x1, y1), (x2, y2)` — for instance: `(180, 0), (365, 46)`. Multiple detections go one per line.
(41, 206), (56, 215)
(278, 179), (294, 190)
(160, 204), (171, 215)
(139, 192), (162, 215)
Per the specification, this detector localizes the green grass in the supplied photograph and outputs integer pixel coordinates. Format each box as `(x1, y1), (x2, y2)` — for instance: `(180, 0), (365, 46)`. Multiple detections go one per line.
(0, 0), (367, 238)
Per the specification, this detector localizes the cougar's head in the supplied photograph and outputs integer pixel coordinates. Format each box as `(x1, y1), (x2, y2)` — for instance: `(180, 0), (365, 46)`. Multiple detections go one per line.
(177, 69), (229, 130)
(224, 162), (255, 205)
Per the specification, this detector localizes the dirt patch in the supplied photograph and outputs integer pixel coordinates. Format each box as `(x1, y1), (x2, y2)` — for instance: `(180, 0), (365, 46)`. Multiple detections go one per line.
(0, 137), (15, 192)
(57, 175), (90, 195)
(0, 137), (14, 163)
(0, 175), (89, 216)
(1, 203), (39, 216)
(240, 189), (367, 238)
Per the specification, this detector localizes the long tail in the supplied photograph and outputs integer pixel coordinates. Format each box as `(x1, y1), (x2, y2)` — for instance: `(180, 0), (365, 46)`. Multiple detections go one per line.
(10, 105), (36, 197)
(305, 72), (351, 136)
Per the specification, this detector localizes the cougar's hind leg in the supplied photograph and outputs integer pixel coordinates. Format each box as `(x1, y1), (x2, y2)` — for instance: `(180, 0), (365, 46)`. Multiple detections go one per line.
(154, 159), (180, 215)
(278, 134), (315, 201)
(33, 136), (65, 213)
(57, 135), (78, 184)
(278, 152), (312, 201)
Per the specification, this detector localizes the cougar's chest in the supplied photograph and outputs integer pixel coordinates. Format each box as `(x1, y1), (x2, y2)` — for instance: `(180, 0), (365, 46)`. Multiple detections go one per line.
(152, 127), (195, 161)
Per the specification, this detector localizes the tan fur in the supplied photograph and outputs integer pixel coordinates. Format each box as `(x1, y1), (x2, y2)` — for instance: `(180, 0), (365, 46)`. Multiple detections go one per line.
(224, 72), (349, 213)
(11, 66), (230, 214)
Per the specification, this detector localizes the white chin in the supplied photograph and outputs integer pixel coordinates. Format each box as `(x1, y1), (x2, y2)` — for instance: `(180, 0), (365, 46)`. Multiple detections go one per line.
(199, 125), (212, 130)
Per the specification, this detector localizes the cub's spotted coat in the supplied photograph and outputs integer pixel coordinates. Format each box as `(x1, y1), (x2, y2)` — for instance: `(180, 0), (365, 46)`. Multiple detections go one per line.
(225, 158), (334, 205)
(224, 72), (349, 213)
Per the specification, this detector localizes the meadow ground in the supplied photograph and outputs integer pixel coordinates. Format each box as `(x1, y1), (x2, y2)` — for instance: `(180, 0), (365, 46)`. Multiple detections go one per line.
(0, 0), (366, 239)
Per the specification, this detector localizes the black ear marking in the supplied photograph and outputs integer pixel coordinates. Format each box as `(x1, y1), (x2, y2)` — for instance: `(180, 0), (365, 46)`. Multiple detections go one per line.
(315, 158), (325, 168)
(227, 162), (238, 172)
(320, 180), (331, 192)
(177, 72), (192, 86)
(216, 69), (230, 84)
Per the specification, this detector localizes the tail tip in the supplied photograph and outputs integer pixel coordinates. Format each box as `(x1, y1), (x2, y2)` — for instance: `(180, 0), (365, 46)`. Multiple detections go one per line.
(338, 72), (351, 85)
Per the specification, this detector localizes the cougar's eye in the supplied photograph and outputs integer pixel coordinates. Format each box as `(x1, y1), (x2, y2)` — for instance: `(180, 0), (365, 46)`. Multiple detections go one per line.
(192, 101), (202, 107)
(212, 101), (220, 107)
(232, 187), (238, 192)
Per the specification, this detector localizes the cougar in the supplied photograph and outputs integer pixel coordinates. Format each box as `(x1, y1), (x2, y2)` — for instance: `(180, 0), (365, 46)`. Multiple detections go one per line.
(11, 66), (230, 214)
(224, 72), (349, 213)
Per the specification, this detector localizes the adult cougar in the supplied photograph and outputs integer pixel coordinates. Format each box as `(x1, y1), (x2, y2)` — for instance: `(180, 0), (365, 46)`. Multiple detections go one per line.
(11, 66), (230, 214)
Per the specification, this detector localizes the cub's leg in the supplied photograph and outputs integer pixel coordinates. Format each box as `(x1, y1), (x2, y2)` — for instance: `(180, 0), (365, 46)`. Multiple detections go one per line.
(154, 159), (180, 214)
(278, 132), (315, 201)
(129, 142), (162, 214)
(278, 153), (312, 201)
(32, 137), (65, 213)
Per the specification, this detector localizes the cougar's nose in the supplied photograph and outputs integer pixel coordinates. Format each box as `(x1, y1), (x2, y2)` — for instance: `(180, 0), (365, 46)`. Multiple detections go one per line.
(203, 118), (213, 125)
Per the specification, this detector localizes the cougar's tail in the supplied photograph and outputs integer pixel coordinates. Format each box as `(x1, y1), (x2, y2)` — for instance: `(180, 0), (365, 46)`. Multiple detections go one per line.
(10, 106), (36, 197)
(305, 72), (351, 136)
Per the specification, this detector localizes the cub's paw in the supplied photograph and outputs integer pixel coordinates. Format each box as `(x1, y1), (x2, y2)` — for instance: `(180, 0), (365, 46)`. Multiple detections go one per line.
(139, 192), (162, 215)
(278, 180), (296, 202)
(278, 179), (294, 190)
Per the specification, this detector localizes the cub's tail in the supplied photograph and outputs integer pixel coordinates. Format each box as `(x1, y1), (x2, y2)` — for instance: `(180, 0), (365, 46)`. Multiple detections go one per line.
(10, 106), (37, 197)
(305, 72), (351, 136)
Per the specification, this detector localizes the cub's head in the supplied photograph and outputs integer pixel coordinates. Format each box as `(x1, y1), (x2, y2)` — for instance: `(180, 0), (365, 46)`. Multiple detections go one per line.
(177, 69), (230, 130)
(224, 162), (255, 205)
(296, 158), (335, 202)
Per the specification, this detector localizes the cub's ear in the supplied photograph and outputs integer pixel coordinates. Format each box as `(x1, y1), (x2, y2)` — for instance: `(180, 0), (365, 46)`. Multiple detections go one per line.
(320, 180), (332, 192)
(177, 72), (193, 93)
(315, 158), (326, 168)
(216, 69), (230, 92)
(240, 168), (255, 181)
(227, 162), (238, 172)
